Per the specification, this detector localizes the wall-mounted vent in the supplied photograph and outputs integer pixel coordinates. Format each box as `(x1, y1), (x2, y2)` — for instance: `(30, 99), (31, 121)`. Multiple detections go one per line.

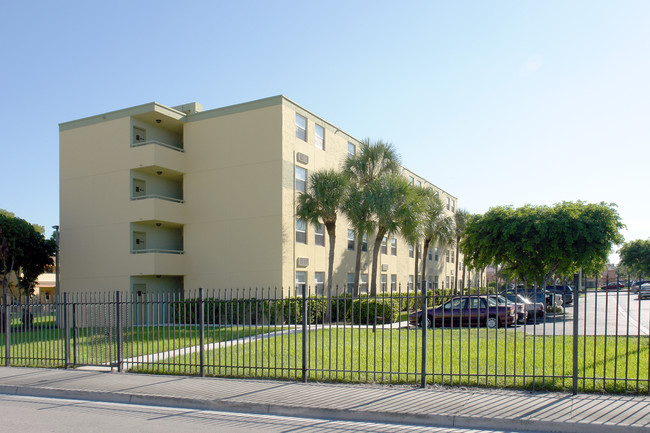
(296, 152), (309, 164)
(381, 264), (389, 272)
(297, 257), (309, 267)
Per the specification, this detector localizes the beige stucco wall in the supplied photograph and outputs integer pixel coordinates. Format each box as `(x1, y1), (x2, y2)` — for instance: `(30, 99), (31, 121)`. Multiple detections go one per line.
(182, 102), (284, 291)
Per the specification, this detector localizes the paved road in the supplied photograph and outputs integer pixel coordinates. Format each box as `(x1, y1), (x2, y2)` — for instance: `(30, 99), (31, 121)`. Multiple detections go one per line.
(0, 394), (516, 433)
(520, 291), (650, 336)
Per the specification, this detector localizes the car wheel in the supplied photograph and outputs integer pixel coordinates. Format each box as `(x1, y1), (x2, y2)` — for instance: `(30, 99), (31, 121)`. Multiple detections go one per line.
(421, 316), (433, 328)
(486, 316), (499, 329)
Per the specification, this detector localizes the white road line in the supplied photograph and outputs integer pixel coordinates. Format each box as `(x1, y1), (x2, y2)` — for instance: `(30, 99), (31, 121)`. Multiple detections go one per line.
(617, 303), (649, 336)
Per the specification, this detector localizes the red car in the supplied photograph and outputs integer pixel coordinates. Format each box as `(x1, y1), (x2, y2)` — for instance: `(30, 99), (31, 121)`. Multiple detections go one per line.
(409, 295), (516, 329)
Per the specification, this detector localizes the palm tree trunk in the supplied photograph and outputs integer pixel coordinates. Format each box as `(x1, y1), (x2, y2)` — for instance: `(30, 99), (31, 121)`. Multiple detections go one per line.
(353, 232), (363, 297)
(326, 225), (336, 323)
(454, 237), (460, 295)
(421, 239), (431, 291)
(413, 243), (419, 295)
(370, 231), (384, 297)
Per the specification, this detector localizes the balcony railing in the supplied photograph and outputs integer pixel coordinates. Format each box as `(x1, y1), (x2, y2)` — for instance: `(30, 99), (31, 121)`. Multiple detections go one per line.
(131, 249), (184, 255)
(131, 194), (184, 203)
(131, 139), (184, 153)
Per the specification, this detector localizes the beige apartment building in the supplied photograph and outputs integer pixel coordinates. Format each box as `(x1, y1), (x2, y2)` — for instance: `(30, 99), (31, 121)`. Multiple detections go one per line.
(59, 95), (466, 298)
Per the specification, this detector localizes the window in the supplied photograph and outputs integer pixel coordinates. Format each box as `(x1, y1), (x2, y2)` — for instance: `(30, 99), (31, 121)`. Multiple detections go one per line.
(446, 276), (450, 289)
(409, 176), (414, 185)
(315, 124), (324, 150)
(417, 180), (421, 187)
(381, 236), (387, 255)
(434, 275), (439, 290)
(381, 274), (387, 292)
(446, 197), (450, 210)
(348, 229), (355, 250)
(446, 250), (450, 263)
(428, 248), (432, 261)
(296, 219), (307, 244)
(315, 223), (325, 246)
(296, 113), (307, 141)
(347, 142), (356, 158)
(315, 272), (325, 296)
(409, 244), (414, 258)
(434, 247), (439, 261)
(451, 251), (455, 263)
(408, 275), (414, 291)
(360, 274), (368, 293)
(347, 273), (354, 293)
(451, 199), (455, 212)
(296, 166), (307, 192)
(296, 271), (307, 296)
(391, 274), (397, 291)
(362, 233), (368, 252)
(450, 276), (455, 288)
(391, 238), (397, 256)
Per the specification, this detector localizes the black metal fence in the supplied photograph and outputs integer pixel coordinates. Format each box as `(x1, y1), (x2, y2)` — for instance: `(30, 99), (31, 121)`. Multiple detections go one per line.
(1, 274), (648, 394)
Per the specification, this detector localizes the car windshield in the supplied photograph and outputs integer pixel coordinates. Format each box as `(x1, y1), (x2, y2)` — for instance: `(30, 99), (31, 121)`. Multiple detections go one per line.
(486, 297), (498, 306)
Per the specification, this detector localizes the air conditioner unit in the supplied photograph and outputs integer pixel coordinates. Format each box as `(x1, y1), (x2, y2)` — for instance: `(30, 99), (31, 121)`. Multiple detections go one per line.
(296, 152), (309, 164)
(297, 257), (309, 267)
(381, 264), (389, 271)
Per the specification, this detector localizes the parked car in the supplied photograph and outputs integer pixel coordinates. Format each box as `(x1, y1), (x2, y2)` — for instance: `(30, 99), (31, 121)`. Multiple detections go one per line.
(408, 295), (516, 329)
(638, 283), (650, 300)
(601, 282), (625, 290)
(488, 294), (526, 324)
(631, 280), (650, 293)
(503, 288), (562, 308)
(501, 293), (545, 321)
(545, 286), (573, 305)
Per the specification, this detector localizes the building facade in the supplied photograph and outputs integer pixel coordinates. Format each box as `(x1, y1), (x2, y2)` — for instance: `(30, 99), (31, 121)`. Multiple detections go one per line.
(59, 96), (464, 297)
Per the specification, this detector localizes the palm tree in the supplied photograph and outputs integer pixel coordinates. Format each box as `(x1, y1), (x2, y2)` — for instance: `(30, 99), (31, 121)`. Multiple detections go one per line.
(420, 191), (454, 291)
(367, 175), (415, 296)
(296, 169), (347, 321)
(400, 187), (429, 294)
(342, 139), (400, 296)
(453, 209), (470, 294)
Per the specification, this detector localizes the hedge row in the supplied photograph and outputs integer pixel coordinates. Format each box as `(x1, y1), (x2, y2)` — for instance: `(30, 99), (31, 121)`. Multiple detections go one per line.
(171, 290), (459, 326)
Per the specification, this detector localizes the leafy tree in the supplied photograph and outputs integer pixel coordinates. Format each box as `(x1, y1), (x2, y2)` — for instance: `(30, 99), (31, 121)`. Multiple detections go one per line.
(619, 239), (650, 279)
(453, 208), (470, 294)
(0, 213), (56, 298)
(460, 202), (624, 286)
(342, 139), (400, 296)
(296, 169), (347, 321)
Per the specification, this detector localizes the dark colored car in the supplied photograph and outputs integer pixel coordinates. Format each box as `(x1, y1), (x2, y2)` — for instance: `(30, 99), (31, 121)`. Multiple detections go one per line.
(545, 286), (573, 305)
(601, 282), (625, 290)
(408, 295), (516, 329)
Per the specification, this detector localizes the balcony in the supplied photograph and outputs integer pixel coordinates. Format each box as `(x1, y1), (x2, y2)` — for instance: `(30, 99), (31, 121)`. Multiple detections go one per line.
(130, 142), (185, 173)
(129, 251), (185, 276)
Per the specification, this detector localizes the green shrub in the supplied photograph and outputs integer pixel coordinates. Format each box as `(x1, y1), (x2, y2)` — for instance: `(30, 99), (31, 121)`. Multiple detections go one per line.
(351, 298), (401, 324)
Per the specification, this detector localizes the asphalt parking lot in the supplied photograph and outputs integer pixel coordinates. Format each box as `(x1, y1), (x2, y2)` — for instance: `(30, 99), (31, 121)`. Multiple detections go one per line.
(519, 290), (650, 336)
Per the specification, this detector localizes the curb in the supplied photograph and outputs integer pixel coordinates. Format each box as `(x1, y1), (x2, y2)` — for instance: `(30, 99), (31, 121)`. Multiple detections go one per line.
(0, 384), (647, 433)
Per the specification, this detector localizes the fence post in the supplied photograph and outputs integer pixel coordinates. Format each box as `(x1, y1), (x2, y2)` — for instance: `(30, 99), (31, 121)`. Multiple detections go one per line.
(302, 284), (308, 383)
(420, 280), (428, 388)
(4, 294), (10, 367)
(116, 291), (123, 372)
(199, 287), (205, 378)
(572, 269), (581, 395)
(64, 293), (70, 369)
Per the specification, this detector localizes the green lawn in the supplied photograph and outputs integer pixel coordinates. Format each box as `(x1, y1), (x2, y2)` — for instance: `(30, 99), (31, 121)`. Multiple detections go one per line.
(0, 325), (281, 368)
(136, 327), (649, 393)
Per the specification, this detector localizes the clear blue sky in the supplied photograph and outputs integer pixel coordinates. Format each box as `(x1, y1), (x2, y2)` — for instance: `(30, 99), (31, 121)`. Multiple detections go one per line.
(1, 1), (648, 262)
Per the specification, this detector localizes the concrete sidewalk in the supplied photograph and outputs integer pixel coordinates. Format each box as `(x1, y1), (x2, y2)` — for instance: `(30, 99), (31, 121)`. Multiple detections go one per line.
(0, 367), (648, 432)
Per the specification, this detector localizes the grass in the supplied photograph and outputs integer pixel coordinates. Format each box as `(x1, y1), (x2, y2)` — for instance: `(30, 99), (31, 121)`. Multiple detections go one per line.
(136, 327), (650, 394)
(0, 325), (280, 368)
